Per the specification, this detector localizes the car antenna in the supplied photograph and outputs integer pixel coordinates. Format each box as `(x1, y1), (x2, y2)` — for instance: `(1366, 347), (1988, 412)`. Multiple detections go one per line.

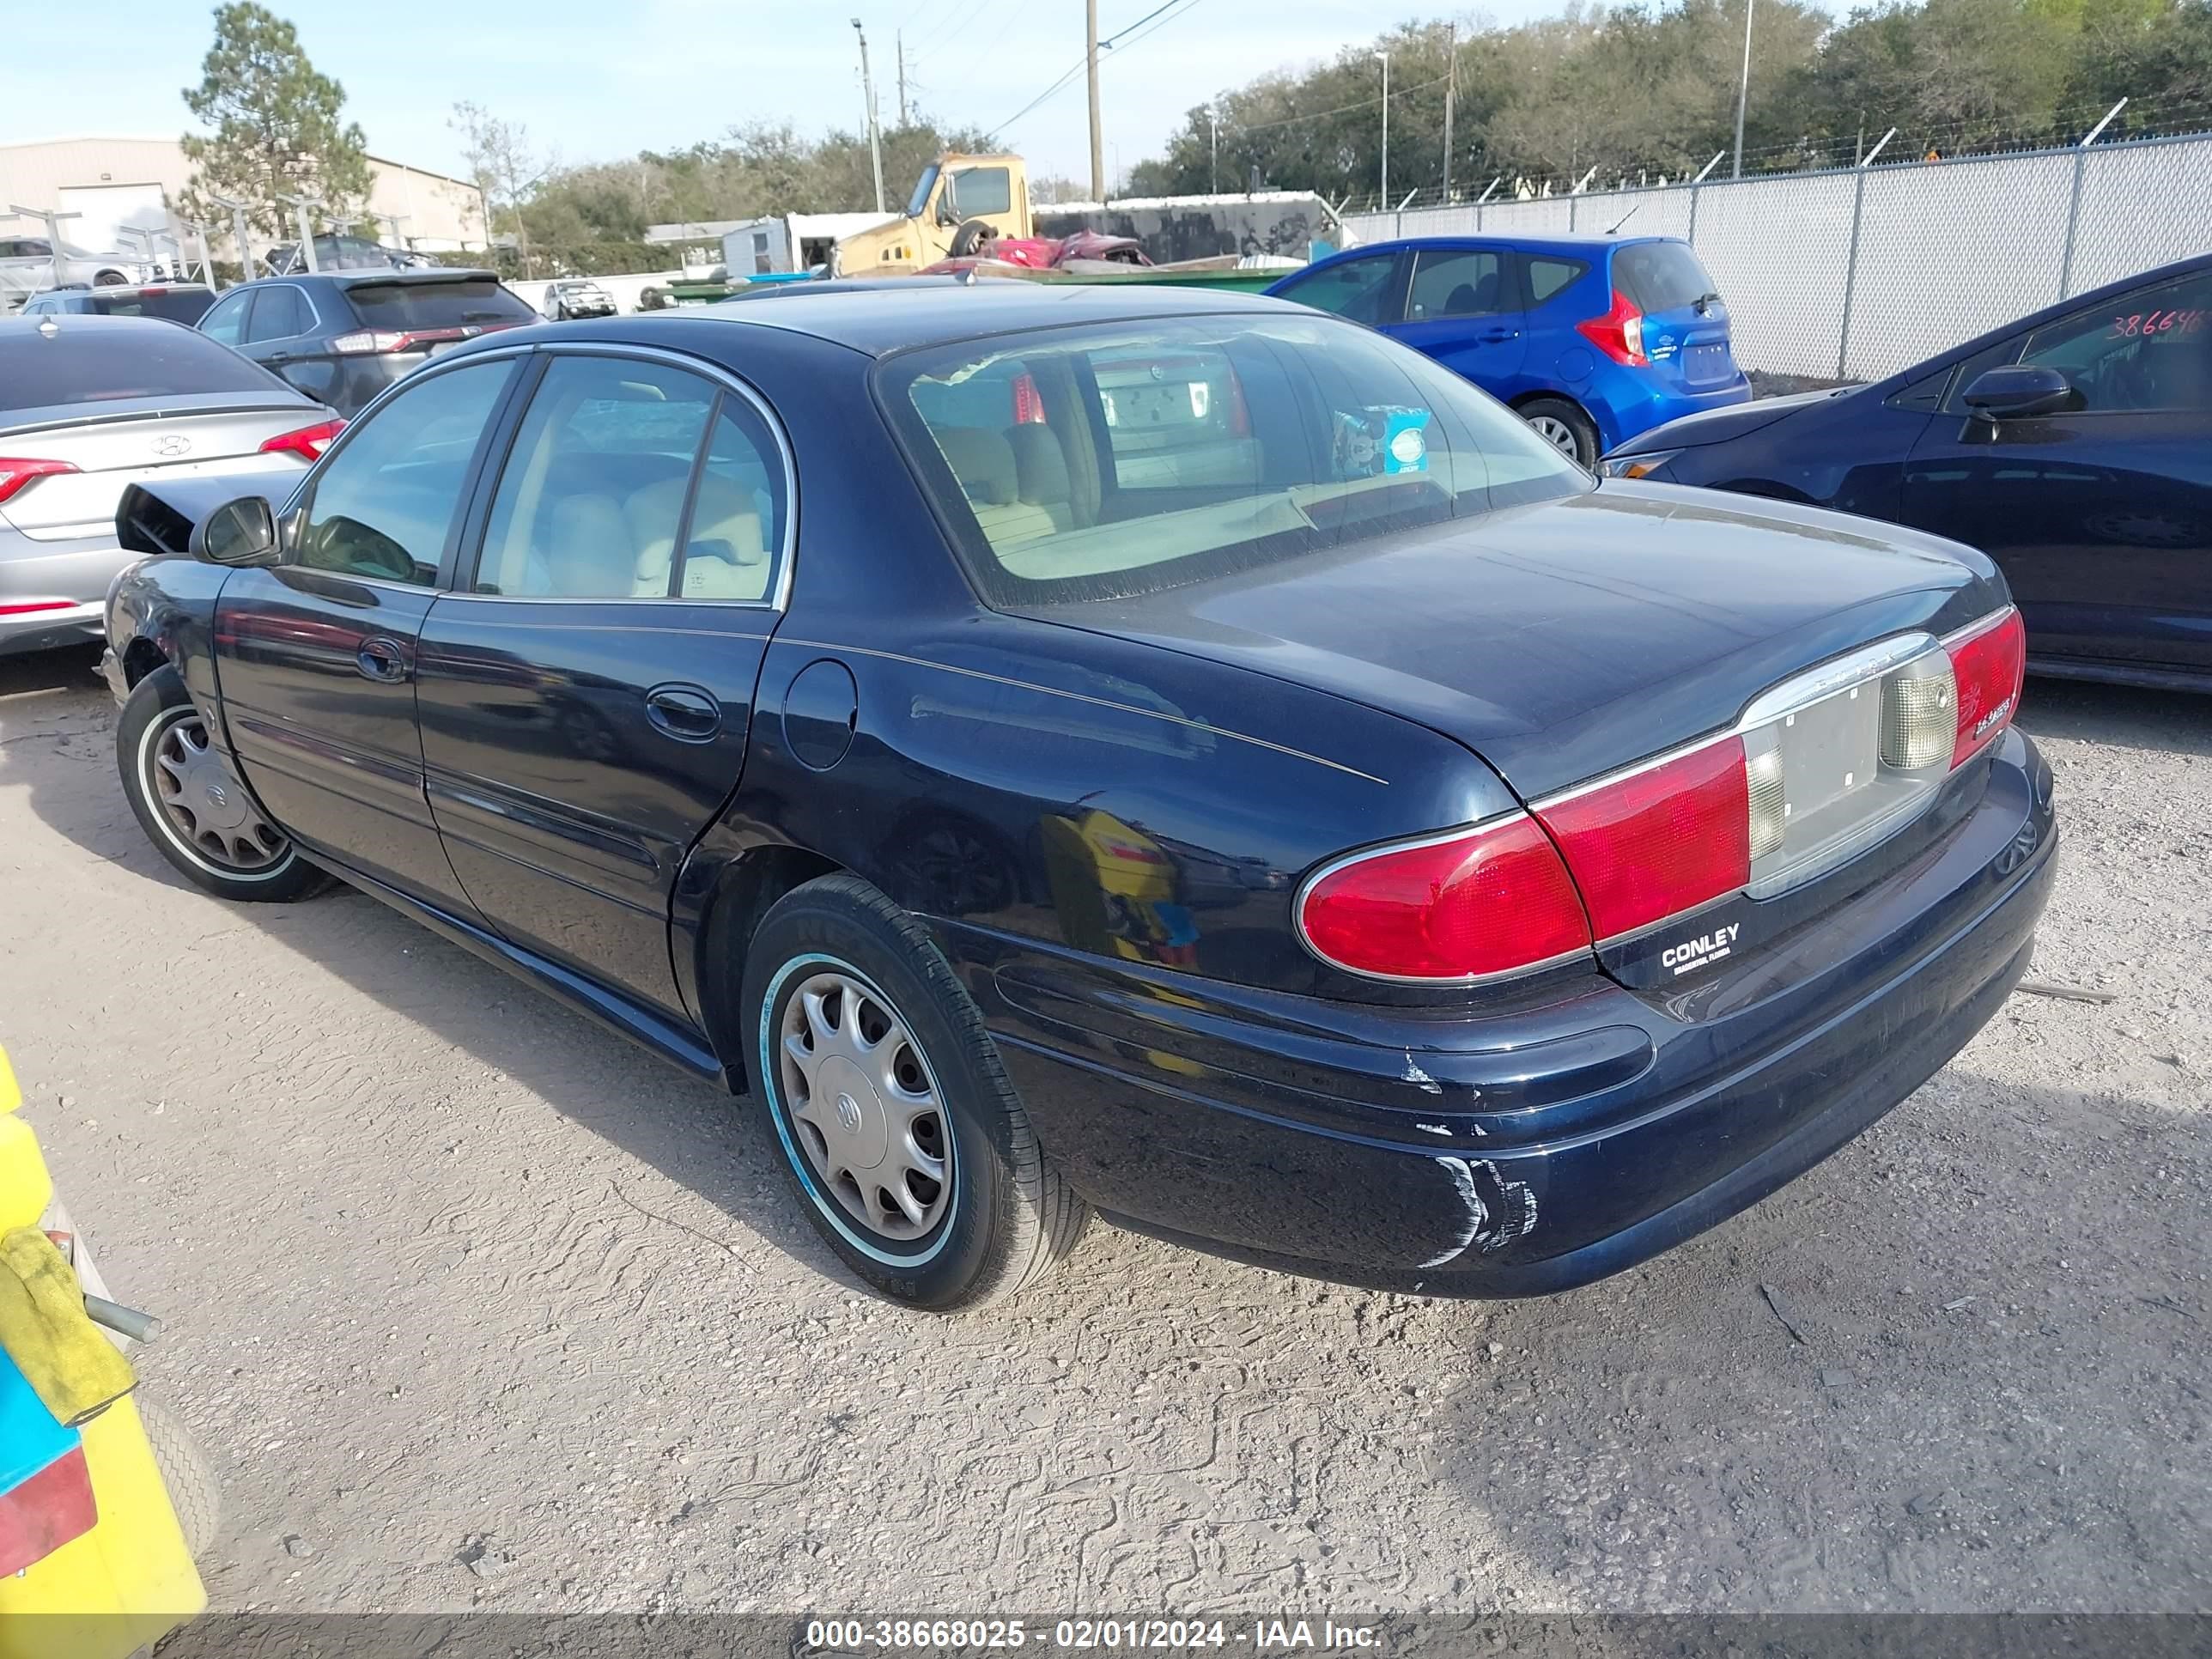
(1606, 204), (1639, 235)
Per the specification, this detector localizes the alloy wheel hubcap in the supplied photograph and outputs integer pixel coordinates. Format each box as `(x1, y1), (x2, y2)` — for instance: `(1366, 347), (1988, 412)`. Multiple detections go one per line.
(776, 970), (951, 1243)
(151, 713), (287, 871)
(1530, 415), (1580, 456)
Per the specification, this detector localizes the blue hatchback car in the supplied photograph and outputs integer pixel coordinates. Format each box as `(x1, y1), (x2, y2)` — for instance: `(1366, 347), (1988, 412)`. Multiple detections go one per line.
(1267, 234), (1750, 466)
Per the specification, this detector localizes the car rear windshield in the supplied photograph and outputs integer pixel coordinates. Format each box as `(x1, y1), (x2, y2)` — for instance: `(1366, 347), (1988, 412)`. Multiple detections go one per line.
(88, 289), (215, 324)
(879, 313), (1588, 606)
(1613, 241), (1720, 313)
(0, 324), (283, 410)
(344, 278), (535, 330)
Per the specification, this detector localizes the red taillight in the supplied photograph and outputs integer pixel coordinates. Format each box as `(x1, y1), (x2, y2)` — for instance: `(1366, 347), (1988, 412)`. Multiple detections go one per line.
(1576, 289), (1648, 367)
(1945, 606), (2025, 768)
(0, 457), (81, 507)
(1223, 368), (1252, 437)
(259, 416), (346, 462)
(1011, 372), (1048, 425)
(1532, 736), (1750, 940)
(0, 600), (79, 617)
(0, 1444), (98, 1577)
(328, 327), (469, 356)
(1297, 816), (1592, 981)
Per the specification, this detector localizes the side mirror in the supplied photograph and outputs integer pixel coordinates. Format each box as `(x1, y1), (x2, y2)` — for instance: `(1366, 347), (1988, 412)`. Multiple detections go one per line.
(1962, 363), (2076, 421)
(193, 495), (280, 566)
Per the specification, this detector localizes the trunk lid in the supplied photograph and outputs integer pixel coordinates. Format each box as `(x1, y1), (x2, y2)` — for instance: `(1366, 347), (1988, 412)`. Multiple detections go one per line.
(0, 398), (319, 540)
(1018, 483), (2002, 802)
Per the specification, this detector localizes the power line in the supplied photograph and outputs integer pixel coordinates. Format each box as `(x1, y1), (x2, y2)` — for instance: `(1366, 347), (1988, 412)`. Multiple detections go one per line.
(1220, 70), (1449, 138)
(988, 0), (1204, 137)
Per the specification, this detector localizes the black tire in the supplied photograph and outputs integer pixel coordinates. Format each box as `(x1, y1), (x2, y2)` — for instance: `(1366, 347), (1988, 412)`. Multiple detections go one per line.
(741, 874), (1088, 1310)
(93, 269), (130, 287)
(948, 219), (995, 258)
(1520, 396), (1601, 469)
(115, 666), (329, 902)
(138, 1398), (222, 1558)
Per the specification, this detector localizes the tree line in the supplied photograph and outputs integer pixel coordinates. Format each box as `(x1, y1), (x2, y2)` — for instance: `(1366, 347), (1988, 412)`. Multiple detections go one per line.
(1128, 0), (2212, 206)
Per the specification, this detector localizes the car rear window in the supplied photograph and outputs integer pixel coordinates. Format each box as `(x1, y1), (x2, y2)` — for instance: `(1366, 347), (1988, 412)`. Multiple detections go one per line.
(88, 289), (216, 324)
(881, 313), (1587, 607)
(0, 323), (284, 410)
(344, 278), (534, 330)
(1612, 241), (1720, 313)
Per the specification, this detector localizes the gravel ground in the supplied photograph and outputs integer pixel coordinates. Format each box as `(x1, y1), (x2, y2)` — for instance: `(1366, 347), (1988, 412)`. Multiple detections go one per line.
(0, 642), (2204, 1616)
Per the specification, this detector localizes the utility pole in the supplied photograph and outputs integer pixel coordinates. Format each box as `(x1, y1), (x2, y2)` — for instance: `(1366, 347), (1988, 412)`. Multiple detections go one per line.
(1443, 23), (1457, 202)
(1086, 0), (1105, 202)
(1208, 106), (1218, 194)
(1731, 0), (1753, 179)
(852, 18), (885, 214)
(1374, 52), (1390, 208)
(209, 193), (254, 284)
(7, 206), (82, 290)
(276, 194), (325, 271)
(896, 30), (909, 127)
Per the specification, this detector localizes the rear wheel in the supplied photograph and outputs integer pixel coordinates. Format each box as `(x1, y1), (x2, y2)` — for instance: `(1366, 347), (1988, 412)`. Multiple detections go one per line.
(741, 875), (1088, 1310)
(1520, 397), (1600, 469)
(948, 220), (996, 258)
(116, 666), (328, 902)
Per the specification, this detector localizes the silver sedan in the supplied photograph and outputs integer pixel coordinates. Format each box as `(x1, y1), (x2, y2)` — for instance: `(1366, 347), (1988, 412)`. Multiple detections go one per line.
(0, 314), (341, 656)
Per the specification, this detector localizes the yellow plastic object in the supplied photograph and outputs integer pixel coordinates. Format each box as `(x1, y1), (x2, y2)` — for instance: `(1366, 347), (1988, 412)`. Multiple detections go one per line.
(0, 1394), (207, 1655)
(0, 1043), (206, 1654)
(0, 1048), (48, 1236)
(0, 1228), (137, 1426)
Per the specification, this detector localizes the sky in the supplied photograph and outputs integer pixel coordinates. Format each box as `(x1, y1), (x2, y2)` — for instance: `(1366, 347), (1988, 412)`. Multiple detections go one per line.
(3, 0), (1571, 198)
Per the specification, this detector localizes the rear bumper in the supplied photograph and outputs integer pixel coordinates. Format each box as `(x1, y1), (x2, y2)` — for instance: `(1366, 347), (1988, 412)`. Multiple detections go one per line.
(961, 728), (2056, 1296)
(1589, 371), (1753, 453)
(0, 532), (136, 653)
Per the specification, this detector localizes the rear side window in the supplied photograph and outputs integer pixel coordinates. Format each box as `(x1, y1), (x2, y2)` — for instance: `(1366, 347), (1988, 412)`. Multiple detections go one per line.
(1612, 242), (1719, 313)
(244, 286), (312, 342)
(1525, 256), (1589, 305)
(1277, 254), (1401, 325)
(345, 278), (533, 331)
(0, 323), (283, 410)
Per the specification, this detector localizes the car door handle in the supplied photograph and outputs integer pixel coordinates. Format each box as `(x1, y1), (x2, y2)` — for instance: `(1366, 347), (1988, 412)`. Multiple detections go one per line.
(1480, 328), (1520, 343)
(644, 683), (722, 742)
(356, 637), (410, 683)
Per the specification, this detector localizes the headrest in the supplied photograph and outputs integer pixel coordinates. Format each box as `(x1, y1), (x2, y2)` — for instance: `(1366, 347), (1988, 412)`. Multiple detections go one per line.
(1006, 423), (1071, 506)
(933, 425), (1018, 506)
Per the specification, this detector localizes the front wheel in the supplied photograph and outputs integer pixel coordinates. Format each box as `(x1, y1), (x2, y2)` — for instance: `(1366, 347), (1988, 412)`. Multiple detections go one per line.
(1520, 397), (1601, 469)
(115, 666), (329, 902)
(741, 875), (1089, 1310)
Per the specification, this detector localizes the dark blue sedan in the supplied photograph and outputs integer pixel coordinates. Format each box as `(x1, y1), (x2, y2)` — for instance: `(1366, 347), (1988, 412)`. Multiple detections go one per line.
(1606, 252), (2212, 692)
(100, 284), (2051, 1310)
(1267, 234), (1750, 466)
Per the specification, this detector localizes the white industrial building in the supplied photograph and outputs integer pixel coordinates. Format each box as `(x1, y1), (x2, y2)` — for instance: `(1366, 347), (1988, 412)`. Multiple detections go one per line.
(0, 135), (487, 265)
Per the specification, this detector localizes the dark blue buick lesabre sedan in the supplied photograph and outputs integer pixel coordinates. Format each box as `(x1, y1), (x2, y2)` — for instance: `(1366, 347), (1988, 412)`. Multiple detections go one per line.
(100, 285), (2055, 1310)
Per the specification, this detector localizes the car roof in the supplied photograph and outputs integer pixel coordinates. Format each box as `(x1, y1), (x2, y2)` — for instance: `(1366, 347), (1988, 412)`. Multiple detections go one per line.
(677, 279), (1301, 356)
(0, 312), (222, 339)
(236, 268), (500, 288)
(1328, 233), (1667, 257)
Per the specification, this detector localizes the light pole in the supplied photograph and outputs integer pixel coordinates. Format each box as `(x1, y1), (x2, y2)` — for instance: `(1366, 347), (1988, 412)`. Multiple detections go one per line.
(852, 18), (885, 215)
(1208, 105), (1218, 195)
(209, 194), (254, 285)
(275, 194), (326, 271)
(1374, 52), (1390, 209)
(1731, 0), (1753, 179)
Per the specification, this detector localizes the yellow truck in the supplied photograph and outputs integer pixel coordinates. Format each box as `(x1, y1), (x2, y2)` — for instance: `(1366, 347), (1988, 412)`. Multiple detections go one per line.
(831, 152), (1033, 276)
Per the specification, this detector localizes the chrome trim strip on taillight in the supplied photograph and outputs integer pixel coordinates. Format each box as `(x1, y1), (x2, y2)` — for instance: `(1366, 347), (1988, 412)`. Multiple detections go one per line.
(1291, 811), (1596, 988)
(1941, 603), (2021, 651)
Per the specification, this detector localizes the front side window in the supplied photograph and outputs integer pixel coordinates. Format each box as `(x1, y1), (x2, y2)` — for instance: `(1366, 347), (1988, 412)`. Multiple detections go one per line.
(1407, 248), (1509, 320)
(2017, 270), (2212, 413)
(198, 289), (252, 347)
(295, 360), (514, 585)
(1277, 254), (1401, 325)
(884, 313), (1586, 607)
(474, 356), (786, 602)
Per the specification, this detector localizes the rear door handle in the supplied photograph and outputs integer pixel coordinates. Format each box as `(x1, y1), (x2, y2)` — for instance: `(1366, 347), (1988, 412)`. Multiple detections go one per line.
(645, 683), (722, 742)
(356, 637), (410, 683)
(1480, 327), (1519, 343)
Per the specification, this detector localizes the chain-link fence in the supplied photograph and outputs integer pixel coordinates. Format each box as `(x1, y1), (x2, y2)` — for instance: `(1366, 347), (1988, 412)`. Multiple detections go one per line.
(1343, 130), (2212, 380)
